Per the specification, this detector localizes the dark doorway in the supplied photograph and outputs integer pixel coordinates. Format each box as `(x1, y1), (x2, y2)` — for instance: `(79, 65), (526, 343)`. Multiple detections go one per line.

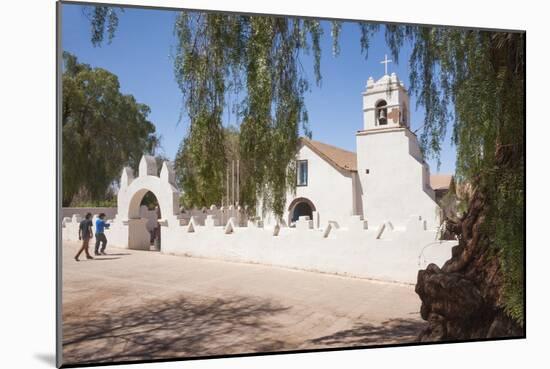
(291, 201), (313, 223)
(139, 191), (161, 251)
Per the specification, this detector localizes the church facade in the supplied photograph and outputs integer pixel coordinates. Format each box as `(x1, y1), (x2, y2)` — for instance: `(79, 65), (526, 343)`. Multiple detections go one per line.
(269, 71), (451, 231)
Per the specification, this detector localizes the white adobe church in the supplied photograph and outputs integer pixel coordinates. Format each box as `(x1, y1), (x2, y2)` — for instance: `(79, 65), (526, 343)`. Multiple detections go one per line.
(62, 57), (457, 284)
(268, 59), (451, 231)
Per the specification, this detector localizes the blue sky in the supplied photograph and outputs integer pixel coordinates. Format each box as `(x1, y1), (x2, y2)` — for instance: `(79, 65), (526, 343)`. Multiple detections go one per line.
(62, 3), (456, 174)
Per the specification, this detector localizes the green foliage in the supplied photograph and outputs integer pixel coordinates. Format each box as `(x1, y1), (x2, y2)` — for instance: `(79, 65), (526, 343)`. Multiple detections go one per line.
(494, 162), (525, 325)
(172, 13), (349, 217)
(83, 5), (124, 47)
(223, 125), (240, 162)
(85, 9), (379, 219)
(171, 13), (241, 209)
(385, 28), (525, 324)
(62, 52), (159, 206)
(176, 124), (240, 209)
(140, 191), (159, 210)
(437, 186), (458, 222)
(359, 23), (380, 59)
(70, 199), (117, 208)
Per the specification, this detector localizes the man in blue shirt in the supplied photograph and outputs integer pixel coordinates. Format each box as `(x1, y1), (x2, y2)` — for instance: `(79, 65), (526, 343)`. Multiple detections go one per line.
(94, 213), (110, 255)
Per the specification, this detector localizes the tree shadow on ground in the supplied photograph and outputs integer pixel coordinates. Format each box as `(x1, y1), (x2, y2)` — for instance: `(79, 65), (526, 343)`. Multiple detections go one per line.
(62, 295), (291, 365)
(307, 318), (426, 348)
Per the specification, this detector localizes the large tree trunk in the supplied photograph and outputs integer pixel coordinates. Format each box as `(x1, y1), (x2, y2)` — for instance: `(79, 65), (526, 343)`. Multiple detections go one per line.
(415, 186), (522, 341)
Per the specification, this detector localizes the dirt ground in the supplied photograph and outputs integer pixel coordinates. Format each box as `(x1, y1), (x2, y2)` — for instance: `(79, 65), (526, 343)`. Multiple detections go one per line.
(62, 240), (426, 365)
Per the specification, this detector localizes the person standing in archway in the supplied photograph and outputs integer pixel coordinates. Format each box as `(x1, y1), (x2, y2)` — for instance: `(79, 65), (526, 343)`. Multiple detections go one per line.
(75, 213), (94, 261)
(153, 205), (161, 249)
(94, 213), (110, 255)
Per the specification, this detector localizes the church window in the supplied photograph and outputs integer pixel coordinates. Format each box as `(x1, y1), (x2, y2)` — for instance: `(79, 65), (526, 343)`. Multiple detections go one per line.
(297, 160), (308, 186)
(376, 100), (388, 125)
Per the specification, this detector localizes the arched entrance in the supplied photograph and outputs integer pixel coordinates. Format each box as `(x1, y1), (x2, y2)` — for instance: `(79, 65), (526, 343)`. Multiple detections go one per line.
(116, 155), (180, 251)
(288, 197), (316, 226)
(139, 191), (162, 251)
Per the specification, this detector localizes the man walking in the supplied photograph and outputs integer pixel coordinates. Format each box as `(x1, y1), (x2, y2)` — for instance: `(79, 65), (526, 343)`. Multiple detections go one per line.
(94, 213), (110, 255)
(75, 213), (94, 261)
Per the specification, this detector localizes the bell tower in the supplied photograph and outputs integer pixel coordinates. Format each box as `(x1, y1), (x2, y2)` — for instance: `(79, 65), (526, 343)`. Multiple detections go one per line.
(355, 57), (439, 230)
(362, 57), (410, 131)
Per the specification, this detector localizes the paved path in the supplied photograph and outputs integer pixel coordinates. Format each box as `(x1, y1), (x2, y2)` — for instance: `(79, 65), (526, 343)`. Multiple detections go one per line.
(62, 241), (425, 365)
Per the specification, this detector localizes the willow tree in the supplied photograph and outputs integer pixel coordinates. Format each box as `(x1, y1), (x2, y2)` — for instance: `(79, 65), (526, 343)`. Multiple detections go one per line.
(84, 6), (377, 217)
(384, 27), (525, 336)
(85, 5), (123, 47)
(171, 14), (350, 215)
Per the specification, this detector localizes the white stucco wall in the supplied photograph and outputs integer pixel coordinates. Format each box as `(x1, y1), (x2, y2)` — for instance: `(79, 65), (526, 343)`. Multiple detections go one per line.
(356, 128), (439, 229)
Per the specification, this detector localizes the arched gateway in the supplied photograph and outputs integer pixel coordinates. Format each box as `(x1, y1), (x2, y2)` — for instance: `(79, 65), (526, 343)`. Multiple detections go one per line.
(114, 155), (180, 250)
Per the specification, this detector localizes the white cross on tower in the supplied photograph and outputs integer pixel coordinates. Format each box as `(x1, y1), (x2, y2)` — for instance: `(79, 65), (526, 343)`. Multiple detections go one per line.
(381, 54), (392, 75)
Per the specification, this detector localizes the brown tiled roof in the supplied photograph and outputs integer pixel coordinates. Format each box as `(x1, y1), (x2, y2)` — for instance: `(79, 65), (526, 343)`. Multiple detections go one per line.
(430, 174), (454, 191)
(300, 138), (357, 172)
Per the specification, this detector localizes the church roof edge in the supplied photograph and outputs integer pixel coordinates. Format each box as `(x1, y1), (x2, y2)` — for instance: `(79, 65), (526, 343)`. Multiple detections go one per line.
(300, 138), (357, 172)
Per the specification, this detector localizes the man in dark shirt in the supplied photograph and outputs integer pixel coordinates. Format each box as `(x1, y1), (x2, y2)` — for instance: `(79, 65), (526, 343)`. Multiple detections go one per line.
(75, 213), (94, 261)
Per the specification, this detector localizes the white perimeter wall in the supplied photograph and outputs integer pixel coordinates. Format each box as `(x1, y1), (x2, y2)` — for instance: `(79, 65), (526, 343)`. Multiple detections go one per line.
(62, 214), (456, 284)
(61, 153), (451, 284)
